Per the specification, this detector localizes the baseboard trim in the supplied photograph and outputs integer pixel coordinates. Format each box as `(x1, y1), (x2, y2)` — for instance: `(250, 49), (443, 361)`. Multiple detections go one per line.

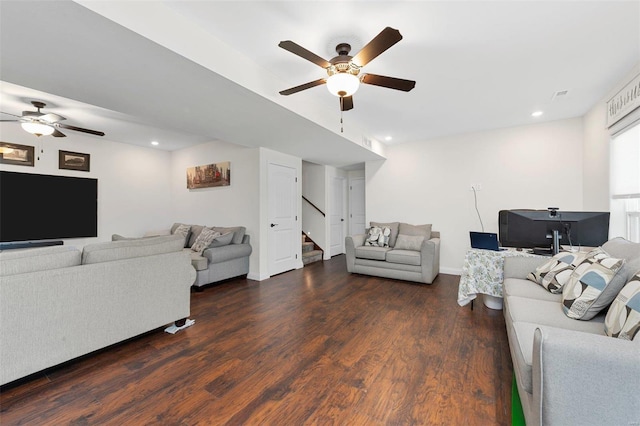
(247, 272), (269, 281)
(440, 266), (462, 276)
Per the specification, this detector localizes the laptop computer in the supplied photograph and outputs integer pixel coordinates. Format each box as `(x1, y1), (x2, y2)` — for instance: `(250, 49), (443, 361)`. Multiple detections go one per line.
(470, 232), (505, 251)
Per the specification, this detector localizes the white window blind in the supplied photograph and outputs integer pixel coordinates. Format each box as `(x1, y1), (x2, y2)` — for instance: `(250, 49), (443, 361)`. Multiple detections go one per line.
(610, 122), (640, 242)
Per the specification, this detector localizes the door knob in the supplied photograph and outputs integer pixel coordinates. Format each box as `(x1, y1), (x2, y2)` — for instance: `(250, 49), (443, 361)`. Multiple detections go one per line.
(270, 223), (278, 227)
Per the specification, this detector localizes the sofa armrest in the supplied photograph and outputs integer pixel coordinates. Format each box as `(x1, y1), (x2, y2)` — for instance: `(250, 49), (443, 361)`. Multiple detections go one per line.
(531, 326), (640, 426)
(504, 256), (547, 280)
(420, 237), (440, 283)
(345, 234), (366, 272)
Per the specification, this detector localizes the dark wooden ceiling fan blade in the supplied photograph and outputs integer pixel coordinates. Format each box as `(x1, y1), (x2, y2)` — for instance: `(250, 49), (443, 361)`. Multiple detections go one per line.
(52, 129), (66, 137)
(279, 78), (327, 96)
(361, 74), (416, 92)
(352, 27), (403, 67)
(278, 40), (332, 69)
(56, 123), (105, 136)
(40, 113), (66, 123)
(340, 96), (354, 111)
(0, 119), (20, 122)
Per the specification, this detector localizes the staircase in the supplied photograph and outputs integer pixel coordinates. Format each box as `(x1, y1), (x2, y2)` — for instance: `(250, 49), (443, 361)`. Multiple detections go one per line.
(302, 236), (323, 266)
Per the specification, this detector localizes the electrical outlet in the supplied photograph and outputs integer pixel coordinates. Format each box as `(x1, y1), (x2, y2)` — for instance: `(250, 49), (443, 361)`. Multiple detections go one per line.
(469, 183), (483, 191)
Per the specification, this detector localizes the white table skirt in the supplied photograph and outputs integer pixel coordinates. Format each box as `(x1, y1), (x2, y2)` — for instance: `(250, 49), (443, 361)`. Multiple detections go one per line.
(457, 248), (542, 307)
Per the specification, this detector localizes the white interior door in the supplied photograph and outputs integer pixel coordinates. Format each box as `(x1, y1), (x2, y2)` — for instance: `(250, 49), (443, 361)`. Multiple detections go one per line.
(268, 163), (298, 275)
(330, 176), (345, 256)
(349, 177), (366, 236)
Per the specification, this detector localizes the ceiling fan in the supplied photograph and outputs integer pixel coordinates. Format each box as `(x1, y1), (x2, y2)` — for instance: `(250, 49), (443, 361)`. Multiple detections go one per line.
(0, 101), (105, 137)
(278, 27), (416, 112)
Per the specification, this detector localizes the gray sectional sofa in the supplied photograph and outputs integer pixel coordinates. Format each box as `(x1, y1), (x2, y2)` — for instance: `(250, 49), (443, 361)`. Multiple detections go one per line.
(345, 221), (440, 284)
(0, 235), (195, 386)
(167, 223), (252, 288)
(503, 237), (640, 425)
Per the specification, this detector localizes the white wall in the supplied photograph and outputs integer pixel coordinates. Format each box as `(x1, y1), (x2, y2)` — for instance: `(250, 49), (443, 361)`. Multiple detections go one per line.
(169, 140), (260, 278)
(0, 124), (172, 248)
(366, 118), (585, 274)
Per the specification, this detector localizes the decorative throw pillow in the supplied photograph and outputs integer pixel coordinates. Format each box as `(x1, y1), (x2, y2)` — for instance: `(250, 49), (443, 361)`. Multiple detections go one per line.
(561, 249), (625, 320)
(527, 251), (588, 293)
(209, 231), (234, 248)
(191, 228), (221, 254)
(365, 226), (391, 247)
(172, 224), (192, 248)
(394, 234), (425, 251)
(604, 274), (640, 340)
(370, 222), (400, 247)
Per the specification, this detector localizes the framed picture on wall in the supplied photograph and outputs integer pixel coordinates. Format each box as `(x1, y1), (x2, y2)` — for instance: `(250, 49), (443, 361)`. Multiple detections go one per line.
(187, 161), (231, 189)
(59, 150), (90, 172)
(0, 142), (35, 167)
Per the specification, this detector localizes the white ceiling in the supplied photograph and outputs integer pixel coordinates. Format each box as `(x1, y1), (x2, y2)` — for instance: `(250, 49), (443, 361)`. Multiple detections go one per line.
(1, 1), (639, 167)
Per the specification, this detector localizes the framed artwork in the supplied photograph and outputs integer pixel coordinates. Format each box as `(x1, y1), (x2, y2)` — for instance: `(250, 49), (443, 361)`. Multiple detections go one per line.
(0, 142), (35, 167)
(59, 150), (90, 172)
(187, 161), (230, 189)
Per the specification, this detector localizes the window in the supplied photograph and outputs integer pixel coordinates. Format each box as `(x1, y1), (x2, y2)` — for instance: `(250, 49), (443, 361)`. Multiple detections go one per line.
(610, 122), (640, 242)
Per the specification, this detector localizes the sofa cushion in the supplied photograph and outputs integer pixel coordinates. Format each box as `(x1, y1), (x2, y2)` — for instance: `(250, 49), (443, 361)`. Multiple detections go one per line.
(398, 223), (432, 239)
(602, 237), (640, 283)
(203, 242), (252, 264)
(604, 274), (640, 340)
(191, 228), (221, 255)
(209, 232), (234, 248)
(505, 296), (607, 334)
(82, 235), (184, 265)
(365, 226), (390, 247)
(394, 234), (424, 251)
(0, 246), (81, 276)
(354, 246), (391, 261)
(386, 249), (421, 266)
(370, 222), (400, 247)
(504, 278), (561, 302)
(182, 248), (208, 271)
(527, 251), (588, 294)
(562, 250), (625, 320)
(510, 321), (539, 394)
(211, 226), (246, 245)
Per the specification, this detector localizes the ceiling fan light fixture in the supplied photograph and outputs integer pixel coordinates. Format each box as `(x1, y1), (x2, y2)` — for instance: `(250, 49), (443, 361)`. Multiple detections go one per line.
(21, 121), (54, 136)
(326, 73), (360, 97)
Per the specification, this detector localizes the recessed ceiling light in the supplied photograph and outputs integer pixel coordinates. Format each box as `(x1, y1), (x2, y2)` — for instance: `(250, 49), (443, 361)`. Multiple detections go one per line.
(151, 141), (159, 146)
(384, 136), (392, 141)
(531, 111), (543, 117)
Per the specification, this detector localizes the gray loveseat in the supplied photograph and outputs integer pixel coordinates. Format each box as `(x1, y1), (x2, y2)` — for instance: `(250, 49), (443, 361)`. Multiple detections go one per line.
(168, 223), (252, 288)
(0, 235), (195, 386)
(345, 221), (440, 284)
(503, 237), (640, 425)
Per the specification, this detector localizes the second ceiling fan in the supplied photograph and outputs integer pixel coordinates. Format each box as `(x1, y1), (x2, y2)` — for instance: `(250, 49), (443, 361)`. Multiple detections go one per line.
(279, 27), (416, 111)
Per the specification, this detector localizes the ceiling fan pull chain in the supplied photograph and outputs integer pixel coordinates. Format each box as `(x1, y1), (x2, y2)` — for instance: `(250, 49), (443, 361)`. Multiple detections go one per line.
(340, 97), (344, 133)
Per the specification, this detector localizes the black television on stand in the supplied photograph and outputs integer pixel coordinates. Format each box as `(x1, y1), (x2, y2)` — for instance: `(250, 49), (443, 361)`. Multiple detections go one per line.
(0, 171), (98, 247)
(498, 208), (610, 255)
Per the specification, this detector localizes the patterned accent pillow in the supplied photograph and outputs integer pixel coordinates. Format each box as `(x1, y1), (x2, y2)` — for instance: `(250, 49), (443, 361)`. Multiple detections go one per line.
(394, 234), (425, 251)
(527, 251), (588, 293)
(172, 224), (191, 248)
(365, 226), (391, 247)
(191, 228), (221, 254)
(561, 249), (625, 320)
(604, 275), (640, 340)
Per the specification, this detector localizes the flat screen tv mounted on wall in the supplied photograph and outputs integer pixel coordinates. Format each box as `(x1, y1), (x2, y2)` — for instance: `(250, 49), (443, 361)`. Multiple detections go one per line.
(0, 171), (98, 243)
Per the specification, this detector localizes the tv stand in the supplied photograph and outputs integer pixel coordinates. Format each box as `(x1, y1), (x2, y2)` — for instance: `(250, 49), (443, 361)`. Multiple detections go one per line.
(0, 240), (64, 251)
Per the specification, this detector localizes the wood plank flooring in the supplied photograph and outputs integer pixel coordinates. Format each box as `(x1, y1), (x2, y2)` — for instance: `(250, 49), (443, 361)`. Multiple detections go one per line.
(0, 255), (513, 425)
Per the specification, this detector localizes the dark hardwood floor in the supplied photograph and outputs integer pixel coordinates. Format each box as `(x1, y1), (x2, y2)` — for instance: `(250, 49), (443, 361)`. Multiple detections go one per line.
(0, 255), (512, 425)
